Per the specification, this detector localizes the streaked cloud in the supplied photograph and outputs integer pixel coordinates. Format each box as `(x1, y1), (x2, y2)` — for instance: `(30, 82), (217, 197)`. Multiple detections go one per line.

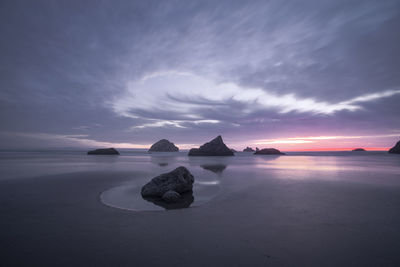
(111, 72), (400, 129)
(9, 132), (149, 149)
(254, 140), (315, 145)
(341, 90), (400, 106)
(129, 119), (221, 130)
(254, 134), (400, 147)
(285, 134), (400, 140)
(1, 131), (200, 150)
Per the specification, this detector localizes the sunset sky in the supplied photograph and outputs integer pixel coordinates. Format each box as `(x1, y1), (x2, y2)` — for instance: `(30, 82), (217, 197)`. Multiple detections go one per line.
(0, 0), (399, 151)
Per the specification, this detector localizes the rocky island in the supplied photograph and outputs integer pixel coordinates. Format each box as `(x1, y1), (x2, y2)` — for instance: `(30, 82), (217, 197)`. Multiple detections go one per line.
(352, 148), (366, 152)
(87, 148), (120, 155)
(141, 166), (194, 203)
(188, 135), (234, 156)
(243, 147), (255, 152)
(389, 140), (400, 154)
(148, 139), (179, 152)
(254, 148), (285, 155)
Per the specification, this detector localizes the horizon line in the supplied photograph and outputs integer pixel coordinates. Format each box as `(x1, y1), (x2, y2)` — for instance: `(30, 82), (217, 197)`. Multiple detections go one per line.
(0, 146), (391, 152)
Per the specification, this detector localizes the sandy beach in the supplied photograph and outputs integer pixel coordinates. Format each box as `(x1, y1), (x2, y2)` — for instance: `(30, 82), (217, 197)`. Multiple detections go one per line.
(1, 152), (400, 266)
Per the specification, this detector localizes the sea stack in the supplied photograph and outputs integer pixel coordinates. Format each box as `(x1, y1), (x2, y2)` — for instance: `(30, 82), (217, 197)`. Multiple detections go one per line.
(148, 139), (179, 152)
(352, 148), (366, 152)
(188, 135), (234, 156)
(254, 148), (285, 155)
(388, 140), (400, 154)
(243, 147), (255, 152)
(87, 148), (119, 155)
(141, 166), (194, 203)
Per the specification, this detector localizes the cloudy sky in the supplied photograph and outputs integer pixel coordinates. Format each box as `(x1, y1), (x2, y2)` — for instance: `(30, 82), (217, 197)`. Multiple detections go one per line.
(0, 0), (399, 150)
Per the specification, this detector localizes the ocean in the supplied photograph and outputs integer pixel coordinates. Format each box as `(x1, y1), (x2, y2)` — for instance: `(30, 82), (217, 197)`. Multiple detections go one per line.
(1, 149), (400, 266)
(1, 149), (399, 181)
(1, 149), (399, 210)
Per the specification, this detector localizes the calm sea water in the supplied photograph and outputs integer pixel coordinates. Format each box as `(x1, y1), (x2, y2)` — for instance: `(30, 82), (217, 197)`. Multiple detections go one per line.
(1, 149), (399, 211)
(1, 149), (399, 180)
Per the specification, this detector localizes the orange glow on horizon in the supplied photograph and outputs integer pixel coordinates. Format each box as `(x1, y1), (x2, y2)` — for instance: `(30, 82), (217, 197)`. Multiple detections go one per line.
(282, 147), (389, 152)
(249, 134), (398, 152)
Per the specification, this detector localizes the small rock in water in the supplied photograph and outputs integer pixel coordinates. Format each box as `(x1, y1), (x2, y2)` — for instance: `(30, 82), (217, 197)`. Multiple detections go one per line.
(254, 148), (285, 155)
(148, 139), (179, 152)
(352, 148), (366, 152)
(243, 147), (255, 152)
(87, 148), (120, 155)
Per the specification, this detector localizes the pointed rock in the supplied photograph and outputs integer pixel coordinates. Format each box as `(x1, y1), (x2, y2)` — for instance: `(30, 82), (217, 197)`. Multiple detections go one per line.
(243, 147), (255, 152)
(389, 140), (400, 154)
(188, 135), (234, 156)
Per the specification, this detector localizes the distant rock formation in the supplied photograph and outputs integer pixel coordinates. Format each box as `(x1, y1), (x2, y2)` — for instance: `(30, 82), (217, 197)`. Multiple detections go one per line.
(352, 148), (366, 152)
(243, 147), (255, 152)
(188, 135), (234, 156)
(87, 148), (119, 155)
(389, 140), (400, 154)
(148, 139), (179, 152)
(256, 147), (260, 152)
(141, 166), (194, 204)
(254, 148), (285, 155)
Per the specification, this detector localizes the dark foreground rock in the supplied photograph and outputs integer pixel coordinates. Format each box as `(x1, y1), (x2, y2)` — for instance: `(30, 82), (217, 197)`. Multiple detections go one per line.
(188, 135), (234, 156)
(144, 191), (194, 210)
(141, 166), (194, 203)
(87, 148), (119, 155)
(254, 148), (285, 155)
(389, 140), (400, 154)
(243, 147), (255, 152)
(148, 139), (179, 152)
(162, 190), (181, 202)
(352, 148), (366, 152)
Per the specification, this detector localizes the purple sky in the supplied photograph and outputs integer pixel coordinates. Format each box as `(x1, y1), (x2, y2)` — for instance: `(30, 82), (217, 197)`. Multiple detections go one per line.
(0, 0), (399, 150)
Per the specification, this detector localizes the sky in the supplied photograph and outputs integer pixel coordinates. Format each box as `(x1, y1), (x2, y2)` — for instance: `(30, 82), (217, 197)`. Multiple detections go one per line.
(0, 0), (399, 151)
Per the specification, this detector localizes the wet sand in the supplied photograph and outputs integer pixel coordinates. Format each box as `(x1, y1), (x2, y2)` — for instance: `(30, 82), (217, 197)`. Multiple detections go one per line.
(1, 167), (400, 266)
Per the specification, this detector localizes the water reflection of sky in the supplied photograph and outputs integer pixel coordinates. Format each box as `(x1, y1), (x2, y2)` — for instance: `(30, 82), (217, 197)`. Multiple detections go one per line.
(1, 150), (400, 184)
(2, 150), (400, 211)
